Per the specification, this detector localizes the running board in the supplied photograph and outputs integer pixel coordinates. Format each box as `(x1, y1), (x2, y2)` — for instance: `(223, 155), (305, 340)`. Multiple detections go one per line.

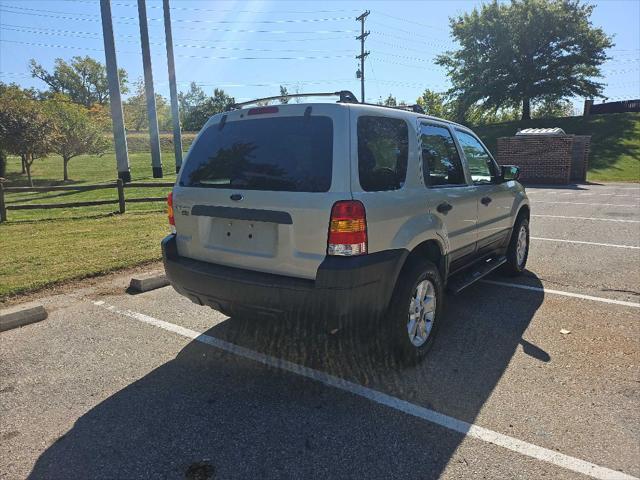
(447, 256), (507, 294)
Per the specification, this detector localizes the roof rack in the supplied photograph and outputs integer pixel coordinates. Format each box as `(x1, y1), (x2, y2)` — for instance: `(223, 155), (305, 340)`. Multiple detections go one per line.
(227, 90), (359, 110)
(364, 103), (425, 114)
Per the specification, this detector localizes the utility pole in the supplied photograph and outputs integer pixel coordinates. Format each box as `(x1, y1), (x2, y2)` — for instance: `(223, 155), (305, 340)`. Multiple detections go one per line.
(355, 10), (370, 103)
(163, 0), (183, 174)
(137, 0), (163, 178)
(100, 0), (130, 182)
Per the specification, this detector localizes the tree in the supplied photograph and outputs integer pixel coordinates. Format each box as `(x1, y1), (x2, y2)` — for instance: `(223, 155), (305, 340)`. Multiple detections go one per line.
(46, 94), (110, 181)
(436, 0), (613, 120)
(533, 98), (575, 118)
(416, 89), (449, 118)
(379, 94), (398, 107)
(178, 81), (207, 126)
(279, 85), (290, 104)
(124, 78), (171, 131)
(30, 56), (128, 107)
(180, 88), (235, 131)
(0, 87), (59, 186)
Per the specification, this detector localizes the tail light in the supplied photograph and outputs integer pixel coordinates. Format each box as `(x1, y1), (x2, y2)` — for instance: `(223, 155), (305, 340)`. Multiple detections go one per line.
(327, 200), (367, 256)
(167, 191), (176, 233)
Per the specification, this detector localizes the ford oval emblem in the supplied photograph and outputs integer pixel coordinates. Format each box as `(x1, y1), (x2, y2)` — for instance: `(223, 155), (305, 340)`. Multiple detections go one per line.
(230, 193), (243, 201)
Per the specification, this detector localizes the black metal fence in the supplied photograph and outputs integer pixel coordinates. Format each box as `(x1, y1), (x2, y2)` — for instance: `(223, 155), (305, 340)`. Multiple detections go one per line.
(588, 99), (640, 115)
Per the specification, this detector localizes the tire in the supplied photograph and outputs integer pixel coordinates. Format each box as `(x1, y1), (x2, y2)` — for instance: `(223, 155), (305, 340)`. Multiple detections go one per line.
(383, 257), (445, 364)
(502, 216), (529, 276)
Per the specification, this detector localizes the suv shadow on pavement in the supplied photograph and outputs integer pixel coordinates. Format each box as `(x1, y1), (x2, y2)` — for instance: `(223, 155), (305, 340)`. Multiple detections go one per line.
(28, 273), (546, 479)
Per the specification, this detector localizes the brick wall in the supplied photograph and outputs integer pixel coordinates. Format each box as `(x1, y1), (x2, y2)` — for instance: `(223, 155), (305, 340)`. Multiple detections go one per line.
(497, 136), (575, 184)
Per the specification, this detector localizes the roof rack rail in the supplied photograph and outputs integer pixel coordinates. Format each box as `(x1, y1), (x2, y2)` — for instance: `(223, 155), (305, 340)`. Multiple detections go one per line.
(361, 103), (425, 114)
(226, 90), (359, 110)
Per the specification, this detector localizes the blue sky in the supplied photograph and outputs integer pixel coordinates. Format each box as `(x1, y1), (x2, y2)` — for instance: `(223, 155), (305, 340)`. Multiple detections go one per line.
(0, 0), (638, 110)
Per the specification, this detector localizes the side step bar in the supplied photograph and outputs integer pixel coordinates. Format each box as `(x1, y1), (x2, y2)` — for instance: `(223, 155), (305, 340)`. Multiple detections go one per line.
(447, 256), (507, 294)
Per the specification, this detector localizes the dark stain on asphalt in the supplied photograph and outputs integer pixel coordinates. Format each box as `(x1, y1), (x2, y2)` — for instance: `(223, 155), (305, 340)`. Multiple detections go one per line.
(0, 385), (15, 394)
(2, 431), (19, 441)
(185, 461), (215, 480)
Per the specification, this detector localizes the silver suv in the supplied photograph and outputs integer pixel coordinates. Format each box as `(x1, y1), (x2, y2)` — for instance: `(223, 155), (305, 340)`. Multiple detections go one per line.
(162, 91), (530, 362)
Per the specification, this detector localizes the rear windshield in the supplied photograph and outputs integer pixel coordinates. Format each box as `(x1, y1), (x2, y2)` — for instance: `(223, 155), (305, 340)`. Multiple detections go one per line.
(180, 116), (333, 192)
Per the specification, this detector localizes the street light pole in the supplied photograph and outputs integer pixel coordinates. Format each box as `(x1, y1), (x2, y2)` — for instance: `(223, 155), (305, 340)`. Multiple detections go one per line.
(137, 0), (163, 178)
(163, 0), (183, 174)
(100, 0), (130, 182)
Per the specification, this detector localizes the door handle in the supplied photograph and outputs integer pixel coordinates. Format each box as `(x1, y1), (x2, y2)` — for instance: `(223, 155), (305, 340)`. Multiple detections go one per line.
(437, 202), (453, 214)
(481, 196), (492, 206)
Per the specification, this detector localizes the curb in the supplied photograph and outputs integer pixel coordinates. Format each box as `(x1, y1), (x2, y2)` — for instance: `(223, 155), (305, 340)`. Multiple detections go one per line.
(0, 304), (48, 332)
(129, 274), (170, 293)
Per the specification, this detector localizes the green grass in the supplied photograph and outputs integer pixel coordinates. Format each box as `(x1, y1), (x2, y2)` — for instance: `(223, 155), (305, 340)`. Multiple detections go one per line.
(1, 150), (181, 299)
(0, 212), (170, 299)
(473, 112), (640, 182)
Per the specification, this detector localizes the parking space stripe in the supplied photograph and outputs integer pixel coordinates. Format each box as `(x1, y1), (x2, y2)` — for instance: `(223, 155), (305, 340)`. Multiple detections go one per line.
(533, 201), (639, 207)
(531, 237), (640, 250)
(532, 214), (640, 223)
(481, 280), (640, 308)
(93, 300), (638, 480)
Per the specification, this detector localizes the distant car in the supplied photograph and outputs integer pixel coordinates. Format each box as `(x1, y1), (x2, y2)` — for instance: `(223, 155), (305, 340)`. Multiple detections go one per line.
(162, 91), (530, 363)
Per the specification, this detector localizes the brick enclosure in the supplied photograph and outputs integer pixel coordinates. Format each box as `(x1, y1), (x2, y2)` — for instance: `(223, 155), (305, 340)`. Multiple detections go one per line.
(496, 135), (591, 184)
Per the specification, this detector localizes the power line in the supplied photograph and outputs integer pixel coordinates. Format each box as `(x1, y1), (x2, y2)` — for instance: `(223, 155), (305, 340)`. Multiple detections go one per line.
(0, 23), (353, 43)
(0, 25), (354, 53)
(63, 0), (361, 14)
(0, 5), (354, 24)
(0, 8), (356, 33)
(0, 39), (355, 61)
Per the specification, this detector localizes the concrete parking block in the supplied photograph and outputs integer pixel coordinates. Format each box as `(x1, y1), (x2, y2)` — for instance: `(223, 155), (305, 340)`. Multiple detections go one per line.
(129, 274), (169, 293)
(0, 304), (48, 332)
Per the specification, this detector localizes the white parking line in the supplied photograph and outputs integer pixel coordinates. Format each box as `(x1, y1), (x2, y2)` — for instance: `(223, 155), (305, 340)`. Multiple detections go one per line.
(93, 300), (638, 480)
(532, 214), (640, 223)
(533, 201), (639, 207)
(481, 280), (640, 308)
(531, 237), (640, 250)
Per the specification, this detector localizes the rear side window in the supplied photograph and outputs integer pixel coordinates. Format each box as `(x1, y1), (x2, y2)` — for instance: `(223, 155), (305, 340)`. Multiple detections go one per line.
(420, 124), (466, 186)
(180, 116), (333, 192)
(455, 130), (498, 184)
(357, 116), (408, 191)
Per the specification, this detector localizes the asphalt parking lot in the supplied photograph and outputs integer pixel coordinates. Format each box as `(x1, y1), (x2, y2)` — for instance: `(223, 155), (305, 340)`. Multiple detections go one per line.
(1, 183), (639, 480)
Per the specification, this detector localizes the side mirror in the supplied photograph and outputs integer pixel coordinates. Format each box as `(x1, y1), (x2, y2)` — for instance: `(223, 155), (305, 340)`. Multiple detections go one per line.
(501, 165), (520, 182)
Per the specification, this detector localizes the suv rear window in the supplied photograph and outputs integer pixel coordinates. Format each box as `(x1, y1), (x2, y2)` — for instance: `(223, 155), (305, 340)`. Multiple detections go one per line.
(180, 116), (333, 192)
(357, 116), (408, 191)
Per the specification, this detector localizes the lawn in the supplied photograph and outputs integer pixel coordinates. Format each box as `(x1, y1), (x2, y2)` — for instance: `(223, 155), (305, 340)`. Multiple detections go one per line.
(0, 212), (170, 299)
(473, 112), (640, 182)
(1, 148), (182, 300)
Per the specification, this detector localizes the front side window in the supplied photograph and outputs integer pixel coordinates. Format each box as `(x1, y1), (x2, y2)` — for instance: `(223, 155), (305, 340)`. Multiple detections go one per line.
(179, 116), (333, 192)
(456, 130), (497, 184)
(357, 116), (408, 191)
(420, 124), (466, 186)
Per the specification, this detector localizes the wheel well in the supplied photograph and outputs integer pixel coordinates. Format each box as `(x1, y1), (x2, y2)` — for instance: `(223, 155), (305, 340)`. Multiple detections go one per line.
(517, 204), (530, 222)
(404, 240), (445, 279)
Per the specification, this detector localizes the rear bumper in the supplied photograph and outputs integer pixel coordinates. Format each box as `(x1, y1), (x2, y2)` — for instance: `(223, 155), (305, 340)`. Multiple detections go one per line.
(162, 235), (407, 325)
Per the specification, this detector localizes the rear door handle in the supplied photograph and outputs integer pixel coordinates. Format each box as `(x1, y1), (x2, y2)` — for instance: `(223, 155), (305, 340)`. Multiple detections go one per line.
(437, 202), (453, 214)
(481, 196), (492, 206)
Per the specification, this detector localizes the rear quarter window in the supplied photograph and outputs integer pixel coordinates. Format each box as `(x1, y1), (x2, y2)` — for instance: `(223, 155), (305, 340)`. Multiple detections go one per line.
(180, 116), (333, 192)
(357, 116), (409, 192)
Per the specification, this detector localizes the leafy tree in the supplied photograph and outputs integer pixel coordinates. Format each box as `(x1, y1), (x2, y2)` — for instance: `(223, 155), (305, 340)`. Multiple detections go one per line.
(533, 98), (575, 118)
(0, 87), (59, 186)
(379, 94), (398, 107)
(124, 78), (171, 131)
(180, 88), (235, 131)
(416, 89), (449, 118)
(178, 81), (207, 126)
(436, 0), (613, 120)
(279, 85), (290, 104)
(46, 94), (110, 181)
(30, 56), (128, 107)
